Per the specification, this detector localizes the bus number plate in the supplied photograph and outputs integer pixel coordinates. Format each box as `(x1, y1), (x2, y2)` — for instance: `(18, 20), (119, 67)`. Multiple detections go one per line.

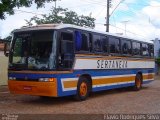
(23, 86), (32, 90)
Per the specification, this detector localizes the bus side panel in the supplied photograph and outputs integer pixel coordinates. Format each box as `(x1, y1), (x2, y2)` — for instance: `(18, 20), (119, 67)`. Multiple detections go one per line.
(57, 73), (77, 97)
(142, 69), (155, 84)
(8, 68), (154, 97)
(56, 69), (154, 97)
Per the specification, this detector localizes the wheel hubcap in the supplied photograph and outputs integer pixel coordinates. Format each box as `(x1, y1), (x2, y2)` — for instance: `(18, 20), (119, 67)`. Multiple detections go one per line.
(136, 77), (141, 88)
(80, 82), (87, 96)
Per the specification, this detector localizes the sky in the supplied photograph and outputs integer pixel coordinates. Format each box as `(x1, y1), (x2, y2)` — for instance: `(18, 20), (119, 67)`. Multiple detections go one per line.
(0, 0), (160, 42)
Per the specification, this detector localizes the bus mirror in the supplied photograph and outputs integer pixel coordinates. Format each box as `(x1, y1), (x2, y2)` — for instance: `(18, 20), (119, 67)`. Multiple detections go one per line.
(4, 42), (10, 57)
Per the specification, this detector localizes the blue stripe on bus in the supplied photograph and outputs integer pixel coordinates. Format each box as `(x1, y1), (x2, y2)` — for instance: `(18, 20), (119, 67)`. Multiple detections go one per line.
(8, 68), (154, 79)
(56, 69), (154, 96)
(57, 79), (154, 97)
(8, 69), (154, 97)
(143, 80), (154, 84)
(56, 82), (135, 97)
(92, 82), (135, 92)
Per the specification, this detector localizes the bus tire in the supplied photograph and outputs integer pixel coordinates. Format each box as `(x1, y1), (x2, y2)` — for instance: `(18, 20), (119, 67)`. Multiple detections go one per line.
(134, 73), (142, 91)
(75, 77), (90, 101)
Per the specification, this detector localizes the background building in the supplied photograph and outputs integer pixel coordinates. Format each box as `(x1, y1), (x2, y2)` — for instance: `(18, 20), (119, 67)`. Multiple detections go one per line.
(153, 38), (160, 74)
(154, 38), (160, 58)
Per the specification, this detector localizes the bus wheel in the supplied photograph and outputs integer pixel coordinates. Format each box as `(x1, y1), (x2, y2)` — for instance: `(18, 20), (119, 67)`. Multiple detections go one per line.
(75, 77), (90, 101)
(134, 74), (142, 91)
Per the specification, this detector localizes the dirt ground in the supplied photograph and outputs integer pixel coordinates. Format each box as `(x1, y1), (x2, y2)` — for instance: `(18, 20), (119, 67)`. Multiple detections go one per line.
(0, 77), (160, 119)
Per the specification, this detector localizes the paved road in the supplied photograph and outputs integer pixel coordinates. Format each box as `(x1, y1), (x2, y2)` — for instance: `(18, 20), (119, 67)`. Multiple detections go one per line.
(0, 79), (160, 114)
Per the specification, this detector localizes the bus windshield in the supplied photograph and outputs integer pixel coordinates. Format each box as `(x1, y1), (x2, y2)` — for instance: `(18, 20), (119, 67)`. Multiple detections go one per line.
(9, 30), (57, 70)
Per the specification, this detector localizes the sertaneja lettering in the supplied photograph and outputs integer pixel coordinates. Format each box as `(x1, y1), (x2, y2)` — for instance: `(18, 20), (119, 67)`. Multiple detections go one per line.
(97, 60), (128, 69)
(97, 60), (100, 68)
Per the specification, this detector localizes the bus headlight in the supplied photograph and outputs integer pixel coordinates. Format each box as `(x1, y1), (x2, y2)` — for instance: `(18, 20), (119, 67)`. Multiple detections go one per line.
(39, 78), (55, 82)
(9, 77), (16, 80)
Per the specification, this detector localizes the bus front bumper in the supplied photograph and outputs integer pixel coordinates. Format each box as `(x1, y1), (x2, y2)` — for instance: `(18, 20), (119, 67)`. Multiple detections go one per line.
(8, 80), (57, 97)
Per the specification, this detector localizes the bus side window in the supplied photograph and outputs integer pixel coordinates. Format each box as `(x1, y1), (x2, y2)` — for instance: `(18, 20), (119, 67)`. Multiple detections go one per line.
(102, 36), (108, 53)
(60, 32), (74, 69)
(89, 33), (93, 52)
(92, 34), (103, 53)
(81, 33), (89, 51)
(75, 31), (89, 52)
(132, 42), (141, 56)
(109, 37), (120, 54)
(149, 44), (154, 57)
(142, 43), (149, 56)
(121, 39), (132, 55)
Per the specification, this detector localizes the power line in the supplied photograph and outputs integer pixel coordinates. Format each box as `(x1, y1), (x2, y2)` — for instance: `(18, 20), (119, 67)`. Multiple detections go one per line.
(110, 0), (125, 17)
(87, 0), (106, 4)
(14, 3), (96, 16)
(109, 11), (134, 22)
(95, 22), (147, 39)
(112, 15), (118, 33)
(66, 3), (99, 9)
(13, 0), (156, 40)
(14, 2), (104, 17)
(94, 6), (106, 18)
(125, 2), (160, 7)
(109, 3), (148, 22)
(81, 0), (106, 7)
(26, 3), (99, 13)
(109, 24), (147, 39)
(14, 9), (44, 16)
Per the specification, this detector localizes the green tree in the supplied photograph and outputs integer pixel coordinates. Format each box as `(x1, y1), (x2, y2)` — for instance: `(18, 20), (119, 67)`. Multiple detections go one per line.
(0, 0), (57, 19)
(26, 7), (95, 28)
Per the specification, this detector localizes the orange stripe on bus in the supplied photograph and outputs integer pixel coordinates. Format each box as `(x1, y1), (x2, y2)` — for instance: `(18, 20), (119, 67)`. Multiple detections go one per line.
(63, 76), (135, 89)
(63, 81), (78, 88)
(92, 76), (135, 85)
(63, 73), (155, 89)
(143, 74), (154, 80)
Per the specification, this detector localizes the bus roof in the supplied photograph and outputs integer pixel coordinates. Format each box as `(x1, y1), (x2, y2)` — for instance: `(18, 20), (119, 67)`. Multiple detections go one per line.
(13, 24), (152, 44)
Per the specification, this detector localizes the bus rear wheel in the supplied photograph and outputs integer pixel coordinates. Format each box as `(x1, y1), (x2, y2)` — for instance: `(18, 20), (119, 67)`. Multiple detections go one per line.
(75, 77), (90, 101)
(134, 74), (142, 91)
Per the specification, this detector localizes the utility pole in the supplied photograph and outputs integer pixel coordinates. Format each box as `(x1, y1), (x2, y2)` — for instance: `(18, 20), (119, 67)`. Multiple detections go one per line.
(106, 0), (110, 32)
(121, 20), (129, 36)
(55, 1), (57, 8)
(54, 0), (61, 8)
(106, 0), (124, 32)
(106, 0), (112, 32)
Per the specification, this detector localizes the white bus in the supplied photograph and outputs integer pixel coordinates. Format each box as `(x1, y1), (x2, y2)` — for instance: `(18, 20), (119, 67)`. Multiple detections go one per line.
(6, 24), (155, 100)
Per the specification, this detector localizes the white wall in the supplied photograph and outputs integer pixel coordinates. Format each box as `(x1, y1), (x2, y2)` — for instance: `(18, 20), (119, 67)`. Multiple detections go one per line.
(0, 53), (8, 85)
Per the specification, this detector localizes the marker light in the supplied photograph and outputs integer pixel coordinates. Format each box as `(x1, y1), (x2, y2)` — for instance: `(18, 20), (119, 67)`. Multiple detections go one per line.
(39, 78), (55, 82)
